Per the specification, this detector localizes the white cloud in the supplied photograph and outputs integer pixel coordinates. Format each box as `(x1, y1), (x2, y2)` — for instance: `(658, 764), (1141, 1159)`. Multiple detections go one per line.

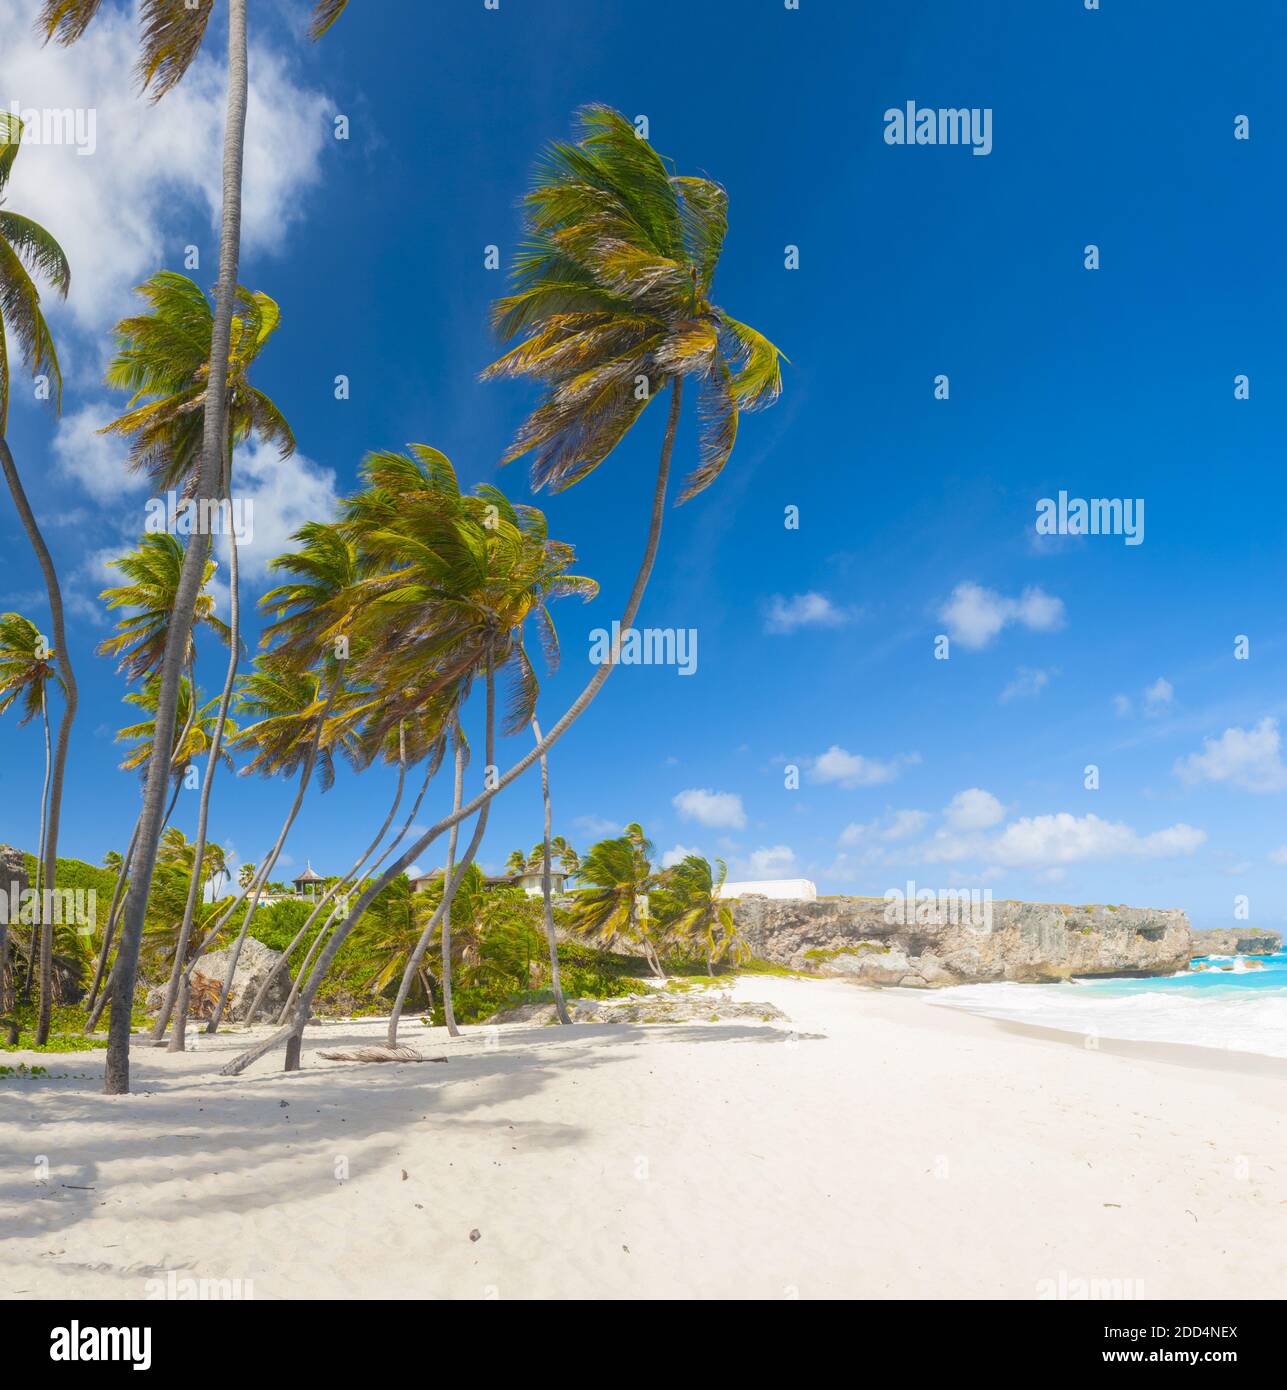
(840, 808), (928, 846)
(0, 8), (333, 340)
(987, 813), (1205, 867)
(1174, 719), (1287, 794)
(1270, 846), (1287, 867)
(673, 788), (747, 829)
(217, 440), (340, 584)
(1143, 677), (1174, 715)
(50, 404), (144, 503)
(572, 814), (622, 838)
(661, 843), (700, 868)
(741, 845), (798, 877)
(938, 582), (1065, 650)
(1113, 693), (1133, 718)
(1000, 667), (1052, 702)
(809, 745), (917, 789)
(764, 592), (851, 635)
(943, 788), (1004, 831)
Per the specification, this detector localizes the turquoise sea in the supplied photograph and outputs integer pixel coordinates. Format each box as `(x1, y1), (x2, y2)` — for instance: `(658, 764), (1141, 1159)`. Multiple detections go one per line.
(933, 953), (1287, 1059)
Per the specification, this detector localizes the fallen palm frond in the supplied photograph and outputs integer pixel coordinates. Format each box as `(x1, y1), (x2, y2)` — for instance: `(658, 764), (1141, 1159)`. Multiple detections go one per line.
(316, 1045), (446, 1064)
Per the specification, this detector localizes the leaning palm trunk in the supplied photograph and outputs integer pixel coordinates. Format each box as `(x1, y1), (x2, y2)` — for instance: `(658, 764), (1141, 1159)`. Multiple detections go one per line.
(204, 675), (340, 1034)
(272, 753), (436, 1028)
(532, 715), (570, 1025)
(153, 474), (241, 1040)
(242, 728), (409, 1025)
(85, 818), (139, 1014)
(384, 735), (467, 1047)
(222, 380), (684, 1077)
(104, 0), (248, 1095)
(0, 436), (79, 1045)
(22, 687), (52, 1006)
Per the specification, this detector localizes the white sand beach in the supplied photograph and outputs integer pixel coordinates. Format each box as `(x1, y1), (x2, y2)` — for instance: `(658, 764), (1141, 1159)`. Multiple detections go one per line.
(4, 975), (1287, 1301)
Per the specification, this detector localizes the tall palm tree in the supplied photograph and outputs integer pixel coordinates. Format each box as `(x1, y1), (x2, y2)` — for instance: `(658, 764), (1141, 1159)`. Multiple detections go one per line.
(222, 107), (783, 1077)
(98, 533), (231, 679)
(0, 613), (64, 1026)
(654, 854), (746, 977)
(237, 862), (256, 890)
(106, 275), (294, 1043)
(567, 823), (667, 978)
(531, 716), (571, 1024)
(0, 114), (78, 1044)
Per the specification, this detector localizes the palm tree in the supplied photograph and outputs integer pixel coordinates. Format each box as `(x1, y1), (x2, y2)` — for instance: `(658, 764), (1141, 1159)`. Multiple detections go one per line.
(504, 849), (527, 875)
(237, 862), (256, 890)
(198, 655), (355, 1034)
(104, 276), (294, 1044)
(99, 533), (230, 680)
(0, 114), (78, 1044)
(222, 108), (783, 1077)
(0, 613), (64, 1027)
(531, 717), (571, 1023)
(654, 855), (747, 977)
(567, 824), (666, 978)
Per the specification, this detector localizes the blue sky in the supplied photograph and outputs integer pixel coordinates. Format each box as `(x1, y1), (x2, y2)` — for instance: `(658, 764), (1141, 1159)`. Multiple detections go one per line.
(2, 0), (1286, 931)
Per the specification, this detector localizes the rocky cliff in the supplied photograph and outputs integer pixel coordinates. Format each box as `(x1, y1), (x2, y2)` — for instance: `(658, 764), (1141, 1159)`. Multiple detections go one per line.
(1190, 927), (1282, 958)
(732, 895), (1191, 987)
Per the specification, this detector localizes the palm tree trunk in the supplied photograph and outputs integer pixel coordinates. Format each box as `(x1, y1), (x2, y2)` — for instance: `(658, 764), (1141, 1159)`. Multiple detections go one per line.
(23, 687), (52, 1009)
(168, 971), (191, 1053)
(243, 726), (408, 1025)
(0, 435), (79, 1039)
(273, 752), (435, 1028)
(222, 378), (685, 1078)
(384, 667), (494, 1051)
(85, 819), (138, 1014)
(205, 674), (340, 1034)
(437, 733), (466, 1040)
(34, 685), (55, 1039)
(152, 453), (241, 1040)
(103, 0), (248, 1096)
(532, 715), (570, 1025)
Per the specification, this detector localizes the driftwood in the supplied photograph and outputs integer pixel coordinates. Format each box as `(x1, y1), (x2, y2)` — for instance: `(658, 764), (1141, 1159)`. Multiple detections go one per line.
(315, 1045), (447, 1064)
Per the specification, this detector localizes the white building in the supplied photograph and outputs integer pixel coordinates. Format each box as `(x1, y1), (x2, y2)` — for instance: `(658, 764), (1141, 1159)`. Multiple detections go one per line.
(719, 878), (817, 902)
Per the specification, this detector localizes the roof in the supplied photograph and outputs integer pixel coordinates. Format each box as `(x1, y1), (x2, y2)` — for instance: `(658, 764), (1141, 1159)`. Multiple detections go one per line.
(294, 862), (325, 882)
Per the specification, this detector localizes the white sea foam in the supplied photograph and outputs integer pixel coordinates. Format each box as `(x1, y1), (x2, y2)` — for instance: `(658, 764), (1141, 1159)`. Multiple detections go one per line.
(932, 973), (1287, 1060)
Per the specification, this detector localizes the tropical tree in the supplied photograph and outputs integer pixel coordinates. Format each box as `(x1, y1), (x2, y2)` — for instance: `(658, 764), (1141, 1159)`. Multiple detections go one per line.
(0, 114), (78, 1043)
(504, 849), (527, 875)
(653, 854), (747, 976)
(238, 862), (256, 890)
(567, 824), (667, 977)
(99, 274), (292, 1042)
(98, 533), (230, 680)
(222, 106), (783, 1077)
(0, 613), (64, 1027)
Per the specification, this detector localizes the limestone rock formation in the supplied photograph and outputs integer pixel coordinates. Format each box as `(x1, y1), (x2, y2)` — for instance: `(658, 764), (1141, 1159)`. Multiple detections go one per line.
(732, 895), (1191, 987)
(1190, 927), (1282, 958)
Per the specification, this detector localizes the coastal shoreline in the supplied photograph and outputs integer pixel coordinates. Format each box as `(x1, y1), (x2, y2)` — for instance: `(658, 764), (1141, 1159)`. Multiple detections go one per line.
(5, 975), (1286, 1301)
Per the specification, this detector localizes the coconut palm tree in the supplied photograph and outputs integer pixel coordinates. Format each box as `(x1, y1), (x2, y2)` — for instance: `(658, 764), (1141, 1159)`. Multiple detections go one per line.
(99, 533), (231, 679)
(654, 854), (747, 976)
(0, 613), (64, 1027)
(530, 718), (571, 1023)
(237, 862), (256, 890)
(504, 849), (527, 875)
(222, 107), (783, 1077)
(568, 824), (666, 978)
(0, 115), (78, 1043)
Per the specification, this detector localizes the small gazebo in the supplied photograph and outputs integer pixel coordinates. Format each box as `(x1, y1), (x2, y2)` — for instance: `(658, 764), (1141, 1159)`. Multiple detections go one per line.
(293, 862), (325, 899)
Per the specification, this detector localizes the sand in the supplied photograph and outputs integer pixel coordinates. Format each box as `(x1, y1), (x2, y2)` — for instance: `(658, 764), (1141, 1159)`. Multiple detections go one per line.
(4, 975), (1286, 1300)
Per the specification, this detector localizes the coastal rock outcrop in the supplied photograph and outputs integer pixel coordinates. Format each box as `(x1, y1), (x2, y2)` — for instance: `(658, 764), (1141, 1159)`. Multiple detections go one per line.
(148, 938), (290, 1021)
(1190, 927), (1281, 958)
(732, 895), (1191, 987)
